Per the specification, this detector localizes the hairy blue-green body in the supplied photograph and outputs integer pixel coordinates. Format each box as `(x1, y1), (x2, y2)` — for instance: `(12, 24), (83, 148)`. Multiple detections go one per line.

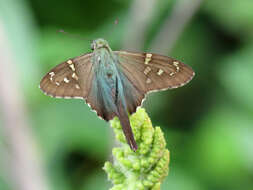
(91, 45), (126, 116)
(90, 39), (137, 150)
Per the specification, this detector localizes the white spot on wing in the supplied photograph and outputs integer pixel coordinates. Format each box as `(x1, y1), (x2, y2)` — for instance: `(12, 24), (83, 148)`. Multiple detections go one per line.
(49, 72), (55, 81)
(146, 53), (152, 58)
(169, 61), (180, 76)
(75, 84), (80, 89)
(144, 66), (151, 75)
(49, 72), (55, 76)
(144, 53), (152, 65)
(72, 73), (78, 80)
(64, 77), (70, 83)
(157, 69), (164, 75)
(69, 64), (75, 71)
(173, 61), (180, 72)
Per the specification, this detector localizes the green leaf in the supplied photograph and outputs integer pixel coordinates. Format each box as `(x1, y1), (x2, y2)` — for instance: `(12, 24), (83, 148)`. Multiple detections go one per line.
(104, 108), (170, 190)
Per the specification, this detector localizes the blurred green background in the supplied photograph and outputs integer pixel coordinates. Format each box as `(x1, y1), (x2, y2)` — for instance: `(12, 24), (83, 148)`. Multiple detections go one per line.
(1, 0), (253, 190)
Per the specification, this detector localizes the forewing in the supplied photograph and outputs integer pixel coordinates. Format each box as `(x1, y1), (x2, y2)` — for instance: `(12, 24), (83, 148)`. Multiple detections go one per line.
(115, 51), (195, 113)
(40, 52), (115, 121)
(39, 53), (92, 99)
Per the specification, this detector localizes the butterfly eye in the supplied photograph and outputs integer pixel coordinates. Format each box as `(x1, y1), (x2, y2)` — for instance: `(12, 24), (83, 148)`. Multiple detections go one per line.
(91, 41), (96, 50)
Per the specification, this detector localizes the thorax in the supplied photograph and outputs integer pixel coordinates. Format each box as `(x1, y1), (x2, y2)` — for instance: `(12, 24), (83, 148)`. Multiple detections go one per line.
(92, 48), (120, 87)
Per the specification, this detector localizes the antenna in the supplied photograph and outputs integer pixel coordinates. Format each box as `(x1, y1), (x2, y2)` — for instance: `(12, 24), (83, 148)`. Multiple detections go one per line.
(58, 18), (119, 42)
(57, 29), (90, 41)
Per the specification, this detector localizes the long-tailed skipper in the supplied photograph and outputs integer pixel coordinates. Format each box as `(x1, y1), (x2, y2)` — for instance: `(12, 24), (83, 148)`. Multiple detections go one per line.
(40, 38), (195, 151)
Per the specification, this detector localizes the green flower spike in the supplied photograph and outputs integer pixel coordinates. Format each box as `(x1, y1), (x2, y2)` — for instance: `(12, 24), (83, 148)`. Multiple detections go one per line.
(103, 108), (170, 190)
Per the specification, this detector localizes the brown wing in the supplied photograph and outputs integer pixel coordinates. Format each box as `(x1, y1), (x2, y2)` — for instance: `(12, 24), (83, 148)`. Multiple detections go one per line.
(115, 51), (195, 113)
(39, 53), (92, 99)
(40, 52), (115, 120)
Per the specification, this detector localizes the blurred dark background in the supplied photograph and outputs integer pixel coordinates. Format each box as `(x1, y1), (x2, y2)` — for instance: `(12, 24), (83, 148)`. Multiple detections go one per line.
(0, 0), (253, 190)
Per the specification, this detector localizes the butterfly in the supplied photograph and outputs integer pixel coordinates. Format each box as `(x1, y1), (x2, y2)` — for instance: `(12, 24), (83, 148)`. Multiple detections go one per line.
(40, 38), (195, 151)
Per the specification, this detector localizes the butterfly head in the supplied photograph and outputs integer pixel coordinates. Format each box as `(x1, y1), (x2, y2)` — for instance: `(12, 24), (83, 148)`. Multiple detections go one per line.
(91, 38), (109, 51)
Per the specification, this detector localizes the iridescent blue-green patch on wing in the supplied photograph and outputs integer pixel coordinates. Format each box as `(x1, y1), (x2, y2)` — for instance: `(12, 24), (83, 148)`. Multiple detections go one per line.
(118, 71), (145, 114)
(85, 77), (118, 121)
